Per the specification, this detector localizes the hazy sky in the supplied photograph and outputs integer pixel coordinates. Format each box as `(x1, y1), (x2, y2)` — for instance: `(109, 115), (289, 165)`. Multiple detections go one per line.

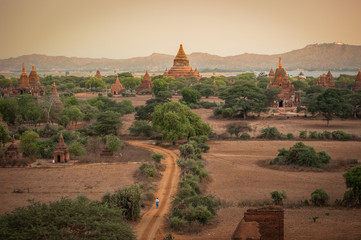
(1, 0), (360, 59)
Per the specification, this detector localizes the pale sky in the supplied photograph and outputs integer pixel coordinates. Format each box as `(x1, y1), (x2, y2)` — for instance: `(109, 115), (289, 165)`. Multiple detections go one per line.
(0, 0), (360, 59)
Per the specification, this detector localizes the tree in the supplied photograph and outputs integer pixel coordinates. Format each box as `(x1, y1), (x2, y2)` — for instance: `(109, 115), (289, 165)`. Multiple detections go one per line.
(64, 105), (84, 126)
(121, 77), (141, 90)
(0, 123), (9, 146)
(309, 88), (352, 126)
(24, 103), (42, 125)
(92, 111), (122, 135)
(0, 97), (18, 124)
(20, 130), (39, 160)
(180, 87), (201, 104)
(152, 101), (211, 142)
(129, 120), (152, 136)
(69, 142), (86, 157)
(152, 78), (169, 97)
(85, 77), (105, 91)
(343, 165), (361, 205)
(348, 90), (361, 118)
(263, 87), (281, 107)
(220, 83), (268, 119)
(107, 135), (121, 152)
(0, 196), (135, 240)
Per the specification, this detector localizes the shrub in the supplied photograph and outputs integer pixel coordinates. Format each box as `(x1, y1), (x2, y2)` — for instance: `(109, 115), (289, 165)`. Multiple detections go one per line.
(107, 92), (113, 97)
(332, 130), (351, 141)
(38, 124), (58, 138)
(270, 190), (287, 205)
(309, 131), (318, 139)
(213, 108), (222, 116)
(179, 143), (195, 159)
(169, 216), (187, 230)
(343, 165), (361, 205)
(299, 130), (307, 139)
(102, 184), (141, 221)
(129, 120), (153, 137)
(240, 132), (251, 140)
(259, 127), (281, 139)
(272, 142), (331, 168)
(17, 125), (30, 135)
(139, 163), (158, 178)
(199, 101), (217, 109)
(323, 131), (332, 139)
(69, 142), (86, 157)
(107, 135), (121, 152)
(152, 153), (164, 163)
(287, 133), (294, 139)
(37, 140), (56, 158)
(311, 189), (329, 206)
(222, 108), (233, 118)
(0, 196), (135, 240)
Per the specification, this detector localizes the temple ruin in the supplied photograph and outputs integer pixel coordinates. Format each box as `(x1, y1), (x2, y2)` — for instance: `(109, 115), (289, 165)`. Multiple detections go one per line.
(137, 70), (153, 93)
(316, 69), (335, 89)
(53, 132), (70, 163)
(110, 76), (125, 95)
(163, 44), (201, 80)
(5, 136), (23, 164)
(352, 68), (361, 93)
(95, 68), (103, 79)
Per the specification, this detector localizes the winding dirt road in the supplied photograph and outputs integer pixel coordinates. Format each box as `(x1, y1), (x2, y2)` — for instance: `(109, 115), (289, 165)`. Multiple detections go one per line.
(127, 141), (181, 240)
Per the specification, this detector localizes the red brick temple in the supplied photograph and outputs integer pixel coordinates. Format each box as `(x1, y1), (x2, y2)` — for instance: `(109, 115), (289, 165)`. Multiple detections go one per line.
(110, 76), (125, 95)
(95, 68), (103, 79)
(352, 68), (361, 93)
(53, 132), (70, 163)
(316, 70), (335, 89)
(137, 70), (153, 93)
(163, 44), (201, 80)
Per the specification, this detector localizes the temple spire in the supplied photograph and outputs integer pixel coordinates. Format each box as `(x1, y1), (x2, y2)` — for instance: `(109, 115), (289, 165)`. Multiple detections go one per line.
(22, 62), (26, 73)
(278, 56), (282, 68)
(32, 65), (35, 71)
(59, 132), (64, 144)
(52, 82), (58, 95)
(115, 75), (120, 85)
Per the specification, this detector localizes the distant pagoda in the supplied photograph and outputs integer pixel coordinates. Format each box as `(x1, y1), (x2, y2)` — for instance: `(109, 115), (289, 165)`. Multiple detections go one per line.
(268, 68), (275, 79)
(137, 70), (153, 93)
(53, 132), (70, 163)
(163, 44), (201, 80)
(316, 70), (335, 89)
(269, 57), (300, 107)
(51, 82), (64, 109)
(95, 68), (103, 79)
(110, 76), (125, 95)
(13, 63), (45, 96)
(353, 68), (361, 92)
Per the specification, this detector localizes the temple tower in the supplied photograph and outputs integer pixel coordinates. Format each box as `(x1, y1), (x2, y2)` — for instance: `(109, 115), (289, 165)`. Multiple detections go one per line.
(95, 68), (103, 79)
(137, 70), (153, 93)
(19, 62), (29, 90)
(53, 132), (70, 163)
(353, 68), (361, 92)
(110, 76), (125, 95)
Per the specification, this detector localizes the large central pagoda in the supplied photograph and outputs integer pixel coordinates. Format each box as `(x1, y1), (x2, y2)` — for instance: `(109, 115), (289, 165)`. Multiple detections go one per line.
(163, 44), (201, 80)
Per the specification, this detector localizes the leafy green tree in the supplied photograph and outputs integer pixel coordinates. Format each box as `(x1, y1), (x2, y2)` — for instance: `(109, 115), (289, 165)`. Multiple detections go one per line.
(263, 87), (281, 107)
(24, 103), (42, 125)
(200, 87), (215, 98)
(220, 83), (268, 119)
(92, 111), (122, 135)
(343, 165), (361, 205)
(348, 90), (361, 118)
(65, 105), (84, 126)
(270, 190), (287, 205)
(107, 135), (121, 152)
(310, 189), (329, 206)
(0, 97), (19, 124)
(180, 87), (201, 104)
(20, 130), (39, 160)
(121, 77), (141, 90)
(129, 120), (153, 136)
(152, 78), (169, 97)
(63, 95), (80, 107)
(0, 123), (9, 146)
(85, 77), (105, 91)
(309, 88), (352, 126)
(0, 196), (135, 240)
(152, 101), (211, 142)
(69, 142), (86, 157)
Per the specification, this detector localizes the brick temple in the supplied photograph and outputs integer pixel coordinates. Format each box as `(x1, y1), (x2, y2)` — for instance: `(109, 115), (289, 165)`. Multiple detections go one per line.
(268, 68), (275, 79)
(269, 57), (300, 107)
(352, 68), (361, 93)
(137, 70), (153, 93)
(110, 76), (125, 95)
(53, 132), (70, 163)
(163, 44), (201, 80)
(316, 70), (335, 89)
(95, 68), (103, 79)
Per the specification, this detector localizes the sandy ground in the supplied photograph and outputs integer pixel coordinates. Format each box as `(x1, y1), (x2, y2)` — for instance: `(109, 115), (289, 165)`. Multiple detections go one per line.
(173, 140), (361, 240)
(0, 163), (140, 214)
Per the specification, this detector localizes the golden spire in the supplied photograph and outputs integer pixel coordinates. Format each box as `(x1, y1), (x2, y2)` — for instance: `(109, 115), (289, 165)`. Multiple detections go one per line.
(278, 56), (282, 68)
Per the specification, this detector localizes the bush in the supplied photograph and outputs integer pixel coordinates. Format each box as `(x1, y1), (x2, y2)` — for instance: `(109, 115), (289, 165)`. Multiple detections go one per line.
(0, 196), (135, 240)
(323, 131), (332, 139)
(272, 142), (331, 168)
(199, 101), (217, 109)
(69, 142), (86, 157)
(332, 130), (351, 141)
(107, 92), (113, 97)
(311, 189), (329, 206)
(129, 120), (153, 137)
(179, 143), (195, 159)
(299, 130), (307, 139)
(343, 165), (361, 205)
(152, 153), (164, 163)
(17, 125), (30, 135)
(213, 108), (222, 116)
(240, 132), (251, 140)
(287, 133), (294, 139)
(38, 124), (58, 138)
(139, 163), (158, 178)
(222, 108), (233, 118)
(102, 184), (141, 221)
(309, 131), (318, 139)
(37, 140), (56, 158)
(270, 190), (287, 205)
(259, 127), (281, 139)
(169, 216), (187, 230)
(107, 135), (121, 152)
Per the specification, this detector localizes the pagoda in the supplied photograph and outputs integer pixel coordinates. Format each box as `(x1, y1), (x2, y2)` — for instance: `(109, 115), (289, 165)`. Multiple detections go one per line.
(18, 62), (30, 90)
(53, 132), (70, 163)
(110, 76), (125, 95)
(163, 44), (201, 80)
(51, 82), (64, 109)
(15, 63), (45, 96)
(95, 68), (103, 79)
(137, 70), (153, 93)
(353, 68), (361, 93)
(316, 70), (335, 89)
(268, 68), (275, 79)
(269, 57), (299, 107)
(100, 138), (113, 157)
(5, 136), (23, 164)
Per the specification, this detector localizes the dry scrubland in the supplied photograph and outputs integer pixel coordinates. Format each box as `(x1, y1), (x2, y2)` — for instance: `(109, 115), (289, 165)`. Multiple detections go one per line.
(2, 95), (361, 239)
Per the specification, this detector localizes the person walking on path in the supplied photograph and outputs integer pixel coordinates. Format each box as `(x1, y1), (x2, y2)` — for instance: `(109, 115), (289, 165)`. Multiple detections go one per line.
(155, 198), (159, 208)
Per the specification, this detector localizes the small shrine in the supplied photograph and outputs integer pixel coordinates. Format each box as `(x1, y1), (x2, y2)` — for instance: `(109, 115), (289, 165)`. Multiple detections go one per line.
(352, 68), (361, 92)
(268, 68), (275, 79)
(316, 70), (335, 89)
(95, 68), (103, 79)
(136, 70), (153, 93)
(110, 76), (125, 95)
(53, 132), (70, 163)
(5, 136), (23, 164)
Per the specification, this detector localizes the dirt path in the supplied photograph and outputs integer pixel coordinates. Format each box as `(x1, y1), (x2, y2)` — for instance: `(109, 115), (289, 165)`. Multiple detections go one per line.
(127, 141), (181, 240)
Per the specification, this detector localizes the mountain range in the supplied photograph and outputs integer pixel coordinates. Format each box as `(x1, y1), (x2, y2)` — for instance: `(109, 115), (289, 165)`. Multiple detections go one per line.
(1, 43), (361, 73)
